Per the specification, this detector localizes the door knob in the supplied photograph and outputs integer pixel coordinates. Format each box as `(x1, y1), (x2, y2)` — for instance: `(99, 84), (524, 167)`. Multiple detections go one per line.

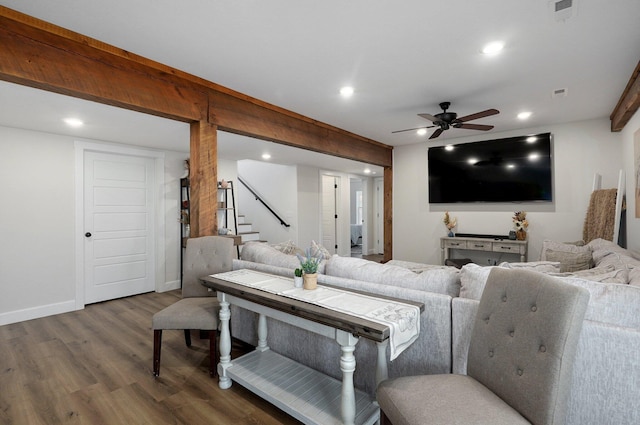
(85, 232), (92, 238)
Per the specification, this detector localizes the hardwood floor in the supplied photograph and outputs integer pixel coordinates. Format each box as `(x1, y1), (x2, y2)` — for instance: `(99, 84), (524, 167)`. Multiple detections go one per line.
(0, 290), (302, 425)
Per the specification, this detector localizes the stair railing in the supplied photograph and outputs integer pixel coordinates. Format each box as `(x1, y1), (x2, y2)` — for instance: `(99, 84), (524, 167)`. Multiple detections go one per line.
(237, 176), (291, 228)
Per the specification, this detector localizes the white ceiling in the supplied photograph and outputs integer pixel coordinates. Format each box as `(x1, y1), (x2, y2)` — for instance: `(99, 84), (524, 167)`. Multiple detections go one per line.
(1, 0), (639, 174)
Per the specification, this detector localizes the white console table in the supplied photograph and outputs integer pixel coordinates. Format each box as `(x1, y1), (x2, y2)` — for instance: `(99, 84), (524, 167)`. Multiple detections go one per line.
(440, 236), (527, 264)
(201, 270), (423, 425)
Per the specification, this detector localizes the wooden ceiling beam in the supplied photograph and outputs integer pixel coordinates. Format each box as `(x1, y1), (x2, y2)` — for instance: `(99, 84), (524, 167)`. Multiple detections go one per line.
(0, 6), (392, 168)
(610, 60), (640, 132)
(0, 12), (208, 122)
(210, 90), (392, 167)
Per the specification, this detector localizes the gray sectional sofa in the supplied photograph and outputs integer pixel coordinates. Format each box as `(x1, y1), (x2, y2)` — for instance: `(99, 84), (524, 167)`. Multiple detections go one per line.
(227, 239), (640, 424)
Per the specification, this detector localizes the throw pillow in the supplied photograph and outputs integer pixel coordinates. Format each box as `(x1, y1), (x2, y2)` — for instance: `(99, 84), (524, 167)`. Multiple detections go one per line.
(270, 239), (300, 255)
(310, 240), (332, 260)
(544, 250), (593, 272)
(540, 240), (593, 272)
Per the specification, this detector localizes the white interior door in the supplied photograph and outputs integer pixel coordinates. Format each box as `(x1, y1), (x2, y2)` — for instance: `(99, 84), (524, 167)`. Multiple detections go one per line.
(83, 151), (156, 304)
(321, 175), (338, 254)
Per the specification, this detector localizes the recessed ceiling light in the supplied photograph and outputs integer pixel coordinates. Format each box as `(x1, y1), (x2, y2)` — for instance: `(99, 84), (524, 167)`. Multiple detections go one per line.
(340, 86), (354, 98)
(364, 168), (371, 174)
(506, 164), (516, 169)
(528, 153), (540, 161)
(482, 41), (504, 55)
(517, 111), (532, 120)
(526, 136), (537, 143)
(63, 117), (84, 127)
(261, 153), (271, 160)
(445, 145), (454, 151)
(417, 128), (427, 136)
(467, 158), (478, 165)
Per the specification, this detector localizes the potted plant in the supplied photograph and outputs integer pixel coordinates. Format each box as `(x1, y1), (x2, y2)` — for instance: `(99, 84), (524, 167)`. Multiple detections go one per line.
(293, 268), (303, 288)
(296, 248), (323, 290)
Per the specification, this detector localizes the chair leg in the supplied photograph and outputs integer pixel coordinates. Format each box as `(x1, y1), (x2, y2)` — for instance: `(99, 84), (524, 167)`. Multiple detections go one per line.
(380, 409), (393, 425)
(184, 329), (191, 347)
(209, 329), (218, 378)
(153, 329), (162, 377)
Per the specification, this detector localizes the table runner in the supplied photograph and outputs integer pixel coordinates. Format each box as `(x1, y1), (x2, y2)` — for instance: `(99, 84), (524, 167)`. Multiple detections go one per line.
(210, 269), (420, 360)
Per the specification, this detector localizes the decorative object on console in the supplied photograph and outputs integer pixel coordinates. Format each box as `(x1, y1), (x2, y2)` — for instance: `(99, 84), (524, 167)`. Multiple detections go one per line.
(443, 211), (457, 237)
(296, 246), (324, 290)
(513, 211), (528, 240)
(180, 159), (189, 179)
(293, 268), (303, 288)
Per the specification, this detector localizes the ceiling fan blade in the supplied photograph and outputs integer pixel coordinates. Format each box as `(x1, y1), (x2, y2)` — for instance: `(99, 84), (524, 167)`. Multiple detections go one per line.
(418, 113), (439, 122)
(457, 108), (499, 122)
(429, 128), (444, 139)
(391, 125), (436, 134)
(457, 123), (494, 131)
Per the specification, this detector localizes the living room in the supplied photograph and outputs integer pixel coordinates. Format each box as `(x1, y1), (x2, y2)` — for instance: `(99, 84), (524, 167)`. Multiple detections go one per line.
(1, 0), (639, 326)
(1, 2), (640, 423)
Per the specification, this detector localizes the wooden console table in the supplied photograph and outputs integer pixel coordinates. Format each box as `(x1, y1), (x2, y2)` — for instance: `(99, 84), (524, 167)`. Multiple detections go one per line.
(440, 236), (527, 264)
(201, 270), (423, 425)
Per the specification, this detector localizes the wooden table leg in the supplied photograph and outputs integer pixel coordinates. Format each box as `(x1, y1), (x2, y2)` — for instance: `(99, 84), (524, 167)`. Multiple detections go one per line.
(337, 330), (359, 425)
(375, 339), (389, 388)
(256, 313), (269, 352)
(217, 292), (232, 389)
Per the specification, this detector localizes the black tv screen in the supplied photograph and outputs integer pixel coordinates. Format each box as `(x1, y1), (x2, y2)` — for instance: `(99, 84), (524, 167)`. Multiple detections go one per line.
(428, 132), (553, 203)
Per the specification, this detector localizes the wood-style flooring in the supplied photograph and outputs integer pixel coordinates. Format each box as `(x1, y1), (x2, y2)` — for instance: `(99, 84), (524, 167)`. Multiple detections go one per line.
(0, 290), (302, 425)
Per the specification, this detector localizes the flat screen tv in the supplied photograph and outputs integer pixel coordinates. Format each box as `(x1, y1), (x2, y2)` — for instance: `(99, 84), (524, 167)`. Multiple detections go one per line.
(428, 132), (553, 203)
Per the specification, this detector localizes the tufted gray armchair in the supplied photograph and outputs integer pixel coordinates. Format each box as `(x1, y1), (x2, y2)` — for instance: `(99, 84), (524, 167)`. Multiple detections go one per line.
(377, 267), (589, 425)
(152, 236), (233, 377)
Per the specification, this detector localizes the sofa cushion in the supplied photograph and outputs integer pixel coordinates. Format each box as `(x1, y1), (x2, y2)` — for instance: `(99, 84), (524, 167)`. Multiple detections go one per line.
(540, 240), (593, 272)
(498, 261), (561, 273)
(240, 241), (326, 273)
(588, 238), (640, 273)
(326, 256), (460, 297)
(460, 263), (640, 328)
(548, 264), (629, 284)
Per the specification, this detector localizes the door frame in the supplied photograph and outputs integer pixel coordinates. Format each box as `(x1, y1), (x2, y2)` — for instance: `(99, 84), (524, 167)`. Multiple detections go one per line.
(74, 141), (165, 309)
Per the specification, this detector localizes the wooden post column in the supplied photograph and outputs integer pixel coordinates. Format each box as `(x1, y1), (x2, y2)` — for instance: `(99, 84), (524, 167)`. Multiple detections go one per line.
(189, 121), (218, 237)
(383, 166), (393, 262)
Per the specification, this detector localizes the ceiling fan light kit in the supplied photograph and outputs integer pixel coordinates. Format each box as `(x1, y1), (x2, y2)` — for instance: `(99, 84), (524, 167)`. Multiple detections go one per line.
(392, 101), (500, 139)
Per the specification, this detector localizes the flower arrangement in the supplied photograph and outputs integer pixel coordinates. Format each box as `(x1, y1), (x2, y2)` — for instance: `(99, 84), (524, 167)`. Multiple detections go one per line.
(513, 211), (529, 231)
(443, 211), (457, 236)
(296, 248), (323, 274)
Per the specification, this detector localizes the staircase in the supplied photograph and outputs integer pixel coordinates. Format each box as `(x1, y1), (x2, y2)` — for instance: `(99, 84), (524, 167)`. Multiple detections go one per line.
(237, 214), (263, 245)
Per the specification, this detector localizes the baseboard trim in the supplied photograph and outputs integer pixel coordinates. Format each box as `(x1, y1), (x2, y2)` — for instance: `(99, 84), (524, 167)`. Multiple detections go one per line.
(158, 279), (180, 293)
(0, 300), (80, 326)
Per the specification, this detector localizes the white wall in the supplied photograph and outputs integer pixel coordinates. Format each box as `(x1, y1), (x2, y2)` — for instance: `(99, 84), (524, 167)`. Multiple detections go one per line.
(393, 117), (624, 264)
(297, 165), (321, 248)
(237, 160), (299, 244)
(0, 125), (186, 325)
(621, 109), (640, 254)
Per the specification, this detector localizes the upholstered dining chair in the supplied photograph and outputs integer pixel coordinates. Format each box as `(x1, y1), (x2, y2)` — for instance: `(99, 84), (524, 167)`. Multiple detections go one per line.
(377, 267), (589, 425)
(152, 235), (233, 377)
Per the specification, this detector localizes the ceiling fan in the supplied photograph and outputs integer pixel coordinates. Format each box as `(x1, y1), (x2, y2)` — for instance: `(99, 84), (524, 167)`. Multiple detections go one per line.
(392, 102), (500, 139)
